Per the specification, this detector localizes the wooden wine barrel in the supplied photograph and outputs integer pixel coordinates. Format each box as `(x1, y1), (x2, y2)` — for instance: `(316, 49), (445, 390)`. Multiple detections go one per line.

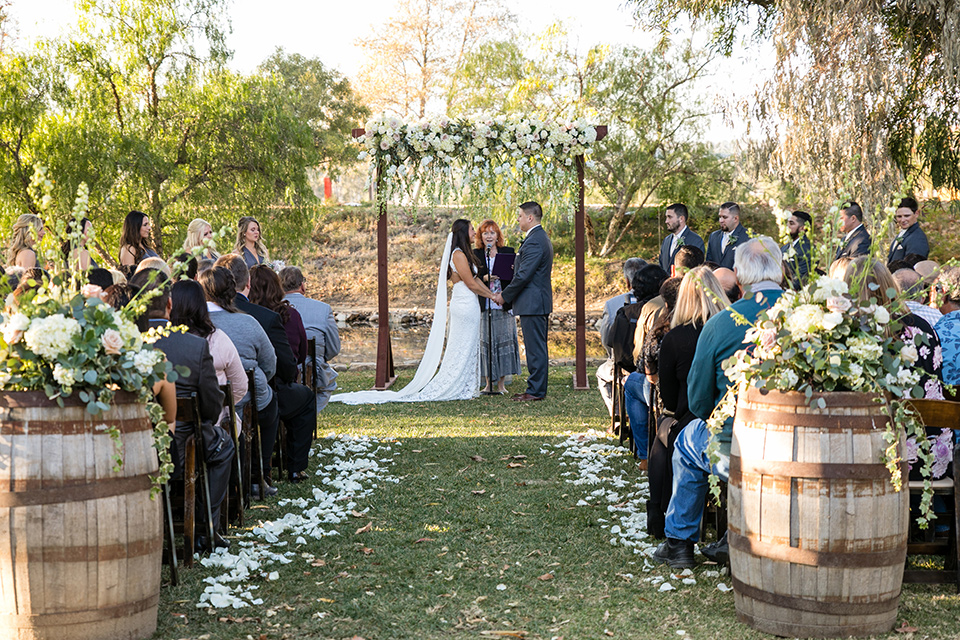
(0, 391), (161, 640)
(729, 388), (908, 638)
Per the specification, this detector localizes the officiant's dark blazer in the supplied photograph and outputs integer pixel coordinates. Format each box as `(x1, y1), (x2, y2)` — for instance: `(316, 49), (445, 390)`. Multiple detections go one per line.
(474, 246), (515, 311)
(658, 226), (704, 273)
(705, 223), (749, 269)
(887, 222), (929, 263)
(835, 224), (872, 260)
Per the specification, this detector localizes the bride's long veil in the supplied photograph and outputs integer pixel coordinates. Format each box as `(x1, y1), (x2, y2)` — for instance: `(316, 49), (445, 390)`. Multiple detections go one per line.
(330, 232), (453, 405)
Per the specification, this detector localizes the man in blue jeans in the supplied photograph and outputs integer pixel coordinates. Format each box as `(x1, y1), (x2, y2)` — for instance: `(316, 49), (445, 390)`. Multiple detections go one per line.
(653, 237), (785, 568)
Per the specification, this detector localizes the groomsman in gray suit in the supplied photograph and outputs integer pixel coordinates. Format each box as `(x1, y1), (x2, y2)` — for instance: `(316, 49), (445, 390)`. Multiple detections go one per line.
(496, 201), (554, 401)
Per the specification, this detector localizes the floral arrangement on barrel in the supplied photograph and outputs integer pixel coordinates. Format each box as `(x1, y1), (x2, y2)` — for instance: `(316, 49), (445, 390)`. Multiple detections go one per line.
(0, 167), (179, 490)
(711, 260), (944, 526)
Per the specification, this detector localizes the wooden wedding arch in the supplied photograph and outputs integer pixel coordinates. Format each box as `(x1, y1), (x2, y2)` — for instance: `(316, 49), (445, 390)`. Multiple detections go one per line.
(351, 118), (607, 391)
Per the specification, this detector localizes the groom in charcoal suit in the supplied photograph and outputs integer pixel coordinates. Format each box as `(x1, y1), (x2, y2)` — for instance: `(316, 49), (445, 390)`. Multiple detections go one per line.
(496, 201), (553, 401)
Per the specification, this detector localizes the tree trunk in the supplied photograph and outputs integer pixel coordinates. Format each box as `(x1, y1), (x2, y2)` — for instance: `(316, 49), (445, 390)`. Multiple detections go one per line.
(149, 185), (164, 255)
(584, 210), (598, 256)
(598, 197), (632, 257)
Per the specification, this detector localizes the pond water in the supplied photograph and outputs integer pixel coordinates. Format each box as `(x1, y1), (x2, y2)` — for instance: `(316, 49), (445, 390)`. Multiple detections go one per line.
(336, 325), (606, 366)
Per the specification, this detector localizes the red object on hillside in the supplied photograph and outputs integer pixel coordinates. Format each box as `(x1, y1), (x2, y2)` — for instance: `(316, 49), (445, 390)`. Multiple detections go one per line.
(324, 177), (332, 200)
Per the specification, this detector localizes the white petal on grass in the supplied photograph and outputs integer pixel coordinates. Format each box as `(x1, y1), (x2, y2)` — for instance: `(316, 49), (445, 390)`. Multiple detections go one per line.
(659, 582), (676, 592)
(496, 584), (507, 591)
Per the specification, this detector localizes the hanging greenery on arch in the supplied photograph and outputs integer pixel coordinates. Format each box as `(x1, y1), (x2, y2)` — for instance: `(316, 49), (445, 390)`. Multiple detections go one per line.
(357, 114), (601, 216)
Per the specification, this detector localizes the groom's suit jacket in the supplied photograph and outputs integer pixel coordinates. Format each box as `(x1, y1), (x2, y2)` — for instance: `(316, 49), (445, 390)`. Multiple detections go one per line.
(501, 225), (553, 315)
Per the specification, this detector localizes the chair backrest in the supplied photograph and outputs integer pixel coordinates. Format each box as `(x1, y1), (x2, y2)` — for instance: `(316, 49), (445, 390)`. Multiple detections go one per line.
(907, 399), (960, 430)
(176, 392), (204, 456)
(306, 337), (318, 394)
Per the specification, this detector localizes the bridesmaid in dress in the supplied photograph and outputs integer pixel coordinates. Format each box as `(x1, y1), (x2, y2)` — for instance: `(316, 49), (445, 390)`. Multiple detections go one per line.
(235, 216), (268, 268)
(118, 211), (159, 271)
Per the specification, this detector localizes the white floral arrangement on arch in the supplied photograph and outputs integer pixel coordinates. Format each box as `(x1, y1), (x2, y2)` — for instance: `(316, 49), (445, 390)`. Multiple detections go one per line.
(0, 167), (179, 491)
(357, 114), (600, 212)
(709, 275), (938, 526)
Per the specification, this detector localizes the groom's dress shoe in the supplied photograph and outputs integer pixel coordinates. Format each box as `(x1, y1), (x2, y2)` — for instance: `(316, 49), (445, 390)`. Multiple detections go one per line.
(512, 393), (543, 402)
(511, 393), (525, 400)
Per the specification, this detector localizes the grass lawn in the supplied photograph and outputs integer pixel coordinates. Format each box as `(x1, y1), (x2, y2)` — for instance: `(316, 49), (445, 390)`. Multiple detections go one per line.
(155, 368), (960, 640)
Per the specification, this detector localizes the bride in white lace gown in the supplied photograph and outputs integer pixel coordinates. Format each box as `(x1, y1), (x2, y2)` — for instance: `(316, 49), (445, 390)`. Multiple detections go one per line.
(330, 219), (498, 405)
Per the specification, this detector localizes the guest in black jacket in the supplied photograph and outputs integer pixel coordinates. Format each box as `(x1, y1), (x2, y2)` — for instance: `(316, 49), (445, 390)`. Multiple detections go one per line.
(215, 254), (317, 482)
(648, 266), (729, 540)
(473, 219), (521, 394)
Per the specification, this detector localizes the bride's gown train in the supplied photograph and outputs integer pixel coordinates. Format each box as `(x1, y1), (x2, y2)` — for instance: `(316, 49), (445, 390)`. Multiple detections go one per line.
(330, 234), (480, 405)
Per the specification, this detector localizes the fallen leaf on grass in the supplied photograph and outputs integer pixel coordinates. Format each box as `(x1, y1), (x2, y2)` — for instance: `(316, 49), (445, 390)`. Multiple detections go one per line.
(472, 490), (486, 495)
(360, 547), (374, 555)
(506, 463), (524, 468)
(604, 630), (614, 637)
(895, 622), (919, 633)
(537, 573), (554, 581)
(470, 455), (486, 462)
(317, 597), (336, 603)
(479, 631), (528, 638)
(511, 455), (527, 460)
(311, 559), (327, 567)
(355, 522), (373, 534)
(512, 510), (530, 516)
(526, 550), (542, 557)
(350, 510), (367, 518)
(414, 537), (435, 544)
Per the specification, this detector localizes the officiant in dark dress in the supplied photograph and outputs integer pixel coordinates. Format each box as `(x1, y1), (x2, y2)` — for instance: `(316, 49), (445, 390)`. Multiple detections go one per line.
(475, 219), (522, 394)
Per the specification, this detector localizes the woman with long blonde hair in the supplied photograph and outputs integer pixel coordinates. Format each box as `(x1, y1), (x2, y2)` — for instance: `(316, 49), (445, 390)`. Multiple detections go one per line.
(647, 265), (729, 539)
(7, 214), (44, 268)
(182, 218), (219, 260)
(234, 216), (269, 268)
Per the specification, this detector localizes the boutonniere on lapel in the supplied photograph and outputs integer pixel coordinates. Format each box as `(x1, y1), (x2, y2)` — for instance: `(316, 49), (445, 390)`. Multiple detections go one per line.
(675, 235), (686, 248)
(727, 234), (739, 248)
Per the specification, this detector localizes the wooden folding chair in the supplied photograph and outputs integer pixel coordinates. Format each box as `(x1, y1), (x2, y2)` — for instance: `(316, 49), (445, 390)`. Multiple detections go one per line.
(177, 393), (216, 549)
(220, 382), (245, 526)
(611, 363), (632, 450)
(163, 432), (198, 568)
(902, 398), (960, 591)
(243, 369), (265, 498)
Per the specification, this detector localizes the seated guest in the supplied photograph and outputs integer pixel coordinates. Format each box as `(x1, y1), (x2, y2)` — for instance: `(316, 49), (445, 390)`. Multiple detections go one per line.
(118, 211), (159, 268)
(173, 253), (199, 281)
(108, 268), (126, 285)
(250, 265), (306, 367)
(832, 258), (944, 399)
(199, 266), (279, 498)
(893, 268), (942, 329)
(136, 256), (171, 277)
(672, 245), (704, 277)
(171, 279), (248, 435)
(934, 267), (960, 386)
(658, 203), (705, 273)
(215, 254), (316, 482)
(61, 217), (97, 270)
(782, 210), (813, 290)
(12, 267), (47, 302)
(7, 214), (44, 269)
(654, 237), (785, 569)
(597, 257), (646, 416)
(640, 277), (683, 385)
(887, 197), (929, 264)
(183, 218), (220, 260)
(648, 266), (729, 539)
(280, 265), (342, 410)
(712, 267), (740, 304)
(234, 216), (268, 268)
(198, 258), (215, 277)
(835, 201), (871, 259)
(620, 264), (668, 466)
(88, 268), (114, 291)
(129, 268), (232, 549)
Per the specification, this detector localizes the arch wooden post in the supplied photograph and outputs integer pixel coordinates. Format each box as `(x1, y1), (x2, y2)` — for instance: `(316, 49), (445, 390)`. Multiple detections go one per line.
(353, 128), (396, 390)
(572, 125), (607, 390)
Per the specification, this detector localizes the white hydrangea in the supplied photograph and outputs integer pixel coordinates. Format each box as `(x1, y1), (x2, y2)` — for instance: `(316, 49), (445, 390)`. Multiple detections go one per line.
(131, 348), (164, 376)
(23, 314), (81, 360)
(812, 277), (849, 302)
(52, 364), (78, 387)
(785, 304), (824, 338)
(116, 317), (142, 350)
(848, 335), (883, 360)
(1, 312), (31, 345)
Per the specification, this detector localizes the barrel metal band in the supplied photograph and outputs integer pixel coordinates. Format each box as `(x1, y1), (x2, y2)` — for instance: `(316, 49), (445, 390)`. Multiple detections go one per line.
(0, 594), (158, 627)
(24, 536), (163, 563)
(735, 407), (888, 431)
(730, 455), (895, 481)
(0, 418), (151, 436)
(0, 474), (152, 507)
(729, 530), (907, 568)
(732, 577), (901, 615)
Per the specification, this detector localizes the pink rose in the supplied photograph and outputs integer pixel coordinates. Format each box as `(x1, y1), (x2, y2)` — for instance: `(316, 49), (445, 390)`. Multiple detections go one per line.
(759, 328), (778, 351)
(101, 329), (123, 355)
(825, 296), (851, 313)
(81, 284), (104, 299)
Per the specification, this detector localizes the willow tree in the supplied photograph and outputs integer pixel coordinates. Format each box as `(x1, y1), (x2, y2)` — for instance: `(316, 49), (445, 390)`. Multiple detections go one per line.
(630, 0), (960, 215)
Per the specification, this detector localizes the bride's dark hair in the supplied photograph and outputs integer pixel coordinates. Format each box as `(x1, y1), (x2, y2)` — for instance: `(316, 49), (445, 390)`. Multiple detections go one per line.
(448, 219), (480, 279)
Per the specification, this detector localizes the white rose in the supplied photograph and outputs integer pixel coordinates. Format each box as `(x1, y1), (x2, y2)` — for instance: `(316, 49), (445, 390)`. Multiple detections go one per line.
(825, 296), (852, 313)
(821, 311), (844, 331)
(1, 312), (31, 345)
(874, 306), (890, 324)
(900, 344), (919, 365)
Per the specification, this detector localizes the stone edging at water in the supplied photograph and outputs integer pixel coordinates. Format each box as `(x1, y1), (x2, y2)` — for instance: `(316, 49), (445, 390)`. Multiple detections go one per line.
(334, 309), (604, 330)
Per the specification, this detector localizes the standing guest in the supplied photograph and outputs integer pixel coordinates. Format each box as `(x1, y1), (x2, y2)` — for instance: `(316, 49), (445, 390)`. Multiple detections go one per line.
(887, 197), (929, 264)
(705, 202), (749, 269)
(658, 204), (705, 273)
(494, 201), (553, 402)
(474, 218), (521, 394)
(280, 265), (342, 410)
(647, 266), (729, 539)
(249, 265), (307, 366)
(216, 254), (316, 482)
(654, 237), (785, 569)
(171, 279), (248, 434)
(7, 214), (44, 268)
(199, 266), (279, 498)
(597, 258), (646, 416)
(835, 201), (871, 259)
(118, 211), (158, 270)
(782, 210), (813, 290)
(130, 269), (232, 549)
(61, 217), (97, 270)
(893, 268), (943, 330)
(183, 218), (220, 260)
(934, 267), (960, 386)
(235, 216), (268, 268)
